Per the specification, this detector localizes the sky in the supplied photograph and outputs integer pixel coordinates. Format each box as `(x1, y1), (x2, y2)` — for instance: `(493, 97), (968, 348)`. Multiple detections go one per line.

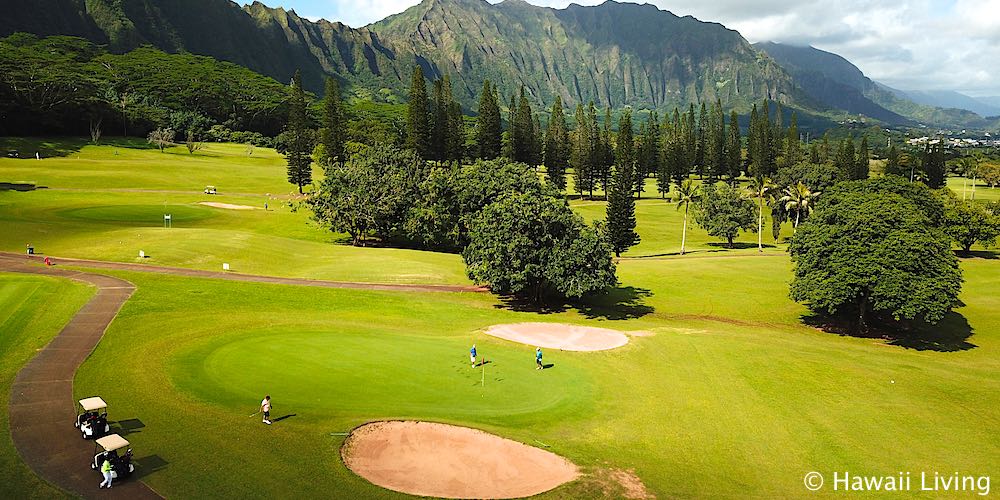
(276, 0), (1000, 97)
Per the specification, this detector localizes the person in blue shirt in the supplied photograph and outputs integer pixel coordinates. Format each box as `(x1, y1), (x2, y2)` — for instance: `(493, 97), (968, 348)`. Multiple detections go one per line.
(535, 347), (543, 370)
(470, 344), (477, 368)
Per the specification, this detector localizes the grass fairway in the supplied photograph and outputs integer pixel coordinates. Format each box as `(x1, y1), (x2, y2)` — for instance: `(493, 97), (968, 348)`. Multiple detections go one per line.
(0, 273), (92, 498)
(66, 255), (1000, 498)
(4, 139), (999, 498)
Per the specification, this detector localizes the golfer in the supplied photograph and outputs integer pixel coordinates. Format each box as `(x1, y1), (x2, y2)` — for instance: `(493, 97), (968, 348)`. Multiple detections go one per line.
(261, 395), (271, 425)
(99, 454), (113, 489)
(470, 344), (477, 367)
(536, 347), (543, 370)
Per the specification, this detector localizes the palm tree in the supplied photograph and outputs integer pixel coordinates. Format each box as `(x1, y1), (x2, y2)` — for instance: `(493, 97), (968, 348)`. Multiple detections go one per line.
(675, 179), (701, 255)
(779, 182), (820, 232)
(748, 177), (775, 252)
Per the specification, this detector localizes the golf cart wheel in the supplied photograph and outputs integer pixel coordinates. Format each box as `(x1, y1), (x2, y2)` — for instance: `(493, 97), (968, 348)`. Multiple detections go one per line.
(129, 464), (135, 473)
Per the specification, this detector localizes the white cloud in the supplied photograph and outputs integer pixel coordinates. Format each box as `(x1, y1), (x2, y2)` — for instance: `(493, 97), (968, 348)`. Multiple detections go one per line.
(298, 0), (1000, 95)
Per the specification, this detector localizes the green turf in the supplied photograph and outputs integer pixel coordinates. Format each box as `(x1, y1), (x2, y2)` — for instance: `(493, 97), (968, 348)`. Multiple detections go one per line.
(66, 256), (1000, 498)
(2, 139), (998, 498)
(0, 273), (92, 499)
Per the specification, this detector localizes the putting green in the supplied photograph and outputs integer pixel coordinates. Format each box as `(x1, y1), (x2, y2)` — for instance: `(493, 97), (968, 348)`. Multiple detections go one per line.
(59, 204), (216, 224)
(173, 328), (592, 419)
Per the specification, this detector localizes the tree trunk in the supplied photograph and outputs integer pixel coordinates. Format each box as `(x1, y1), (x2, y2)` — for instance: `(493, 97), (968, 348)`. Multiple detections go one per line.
(794, 210), (800, 232)
(727, 236), (734, 248)
(680, 204), (689, 255)
(757, 194), (764, 252)
(298, 184), (303, 194)
(857, 295), (869, 334)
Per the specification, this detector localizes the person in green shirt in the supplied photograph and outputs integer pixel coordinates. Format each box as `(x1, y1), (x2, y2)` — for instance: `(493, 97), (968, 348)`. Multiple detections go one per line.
(99, 454), (113, 489)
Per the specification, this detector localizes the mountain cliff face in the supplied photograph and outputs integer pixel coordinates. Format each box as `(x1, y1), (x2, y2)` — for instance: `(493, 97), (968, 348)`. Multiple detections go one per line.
(0, 0), (806, 113)
(756, 42), (995, 128)
(372, 0), (804, 111)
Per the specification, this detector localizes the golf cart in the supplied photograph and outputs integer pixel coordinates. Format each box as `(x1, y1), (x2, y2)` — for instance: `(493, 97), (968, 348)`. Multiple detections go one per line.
(204, 185), (217, 194)
(6, 150), (18, 158)
(90, 434), (135, 480)
(75, 397), (110, 440)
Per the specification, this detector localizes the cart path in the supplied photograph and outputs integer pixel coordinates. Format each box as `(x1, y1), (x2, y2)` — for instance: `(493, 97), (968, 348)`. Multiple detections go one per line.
(2, 255), (162, 499)
(1, 252), (486, 293)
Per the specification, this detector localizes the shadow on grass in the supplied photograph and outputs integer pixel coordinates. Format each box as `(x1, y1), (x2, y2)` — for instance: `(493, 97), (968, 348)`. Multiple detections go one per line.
(957, 250), (998, 260)
(272, 414), (296, 423)
(111, 418), (145, 436)
(494, 286), (654, 321)
(0, 136), (154, 158)
(706, 242), (776, 250)
(132, 454), (168, 480)
(802, 311), (976, 352)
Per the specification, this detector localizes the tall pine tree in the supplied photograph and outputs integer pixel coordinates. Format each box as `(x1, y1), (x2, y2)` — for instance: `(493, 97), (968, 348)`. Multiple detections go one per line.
(319, 76), (345, 169)
(406, 66), (430, 158)
(544, 96), (569, 191)
(606, 109), (640, 256)
(726, 109), (742, 182)
(476, 80), (501, 159)
(285, 70), (313, 194)
(570, 103), (593, 198)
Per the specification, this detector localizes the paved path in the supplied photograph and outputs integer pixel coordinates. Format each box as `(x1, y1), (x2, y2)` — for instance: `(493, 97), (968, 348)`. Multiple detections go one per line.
(1, 252), (486, 293)
(2, 255), (161, 499)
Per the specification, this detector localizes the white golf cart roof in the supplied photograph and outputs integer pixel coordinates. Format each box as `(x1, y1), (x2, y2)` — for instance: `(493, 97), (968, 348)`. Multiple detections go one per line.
(79, 397), (107, 411)
(96, 434), (130, 453)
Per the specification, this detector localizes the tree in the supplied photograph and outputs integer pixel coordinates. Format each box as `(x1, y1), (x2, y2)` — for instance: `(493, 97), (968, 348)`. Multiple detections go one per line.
(789, 181), (962, 333)
(705, 100), (726, 182)
(284, 70), (313, 194)
(185, 129), (203, 154)
(476, 80), (502, 159)
(884, 144), (904, 176)
(853, 136), (870, 180)
(318, 76), (346, 168)
(834, 138), (856, 180)
(512, 86), (535, 164)
(463, 192), (617, 303)
(749, 177), (775, 252)
(779, 181), (820, 231)
(406, 66), (430, 158)
(675, 179), (701, 255)
(147, 127), (174, 152)
(979, 162), (1000, 188)
(543, 95), (569, 191)
(307, 145), (424, 246)
(785, 111), (801, 167)
(942, 198), (1000, 254)
(725, 110), (742, 182)
(695, 182), (757, 248)
(570, 103), (594, 198)
(606, 109), (640, 256)
(922, 143), (947, 188)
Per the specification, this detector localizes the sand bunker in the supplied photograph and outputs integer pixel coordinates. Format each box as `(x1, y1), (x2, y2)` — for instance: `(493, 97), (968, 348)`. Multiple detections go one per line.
(486, 322), (629, 351)
(342, 421), (578, 499)
(198, 202), (258, 210)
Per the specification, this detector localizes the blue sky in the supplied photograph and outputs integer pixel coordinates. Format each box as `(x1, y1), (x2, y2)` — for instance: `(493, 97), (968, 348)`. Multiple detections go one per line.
(263, 0), (1000, 96)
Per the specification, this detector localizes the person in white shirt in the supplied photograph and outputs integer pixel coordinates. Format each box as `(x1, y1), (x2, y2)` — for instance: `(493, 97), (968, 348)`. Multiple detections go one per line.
(261, 395), (271, 425)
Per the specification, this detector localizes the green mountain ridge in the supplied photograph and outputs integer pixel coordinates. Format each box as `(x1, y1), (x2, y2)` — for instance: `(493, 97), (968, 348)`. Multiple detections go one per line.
(0, 0), (810, 115)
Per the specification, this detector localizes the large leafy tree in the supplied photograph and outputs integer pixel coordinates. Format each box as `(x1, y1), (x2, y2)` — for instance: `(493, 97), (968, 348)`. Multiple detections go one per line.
(943, 197), (1000, 254)
(694, 182), (757, 248)
(606, 109), (640, 256)
(285, 70), (313, 194)
(307, 144), (424, 246)
(789, 179), (962, 333)
(464, 192), (616, 302)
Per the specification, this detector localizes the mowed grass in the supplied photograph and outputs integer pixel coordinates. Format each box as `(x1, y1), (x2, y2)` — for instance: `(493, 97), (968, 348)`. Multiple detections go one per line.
(0, 141), (468, 284)
(0, 273), (92, 499)
(66, 255), (1000, 498)
(3, 139), (999, 497)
